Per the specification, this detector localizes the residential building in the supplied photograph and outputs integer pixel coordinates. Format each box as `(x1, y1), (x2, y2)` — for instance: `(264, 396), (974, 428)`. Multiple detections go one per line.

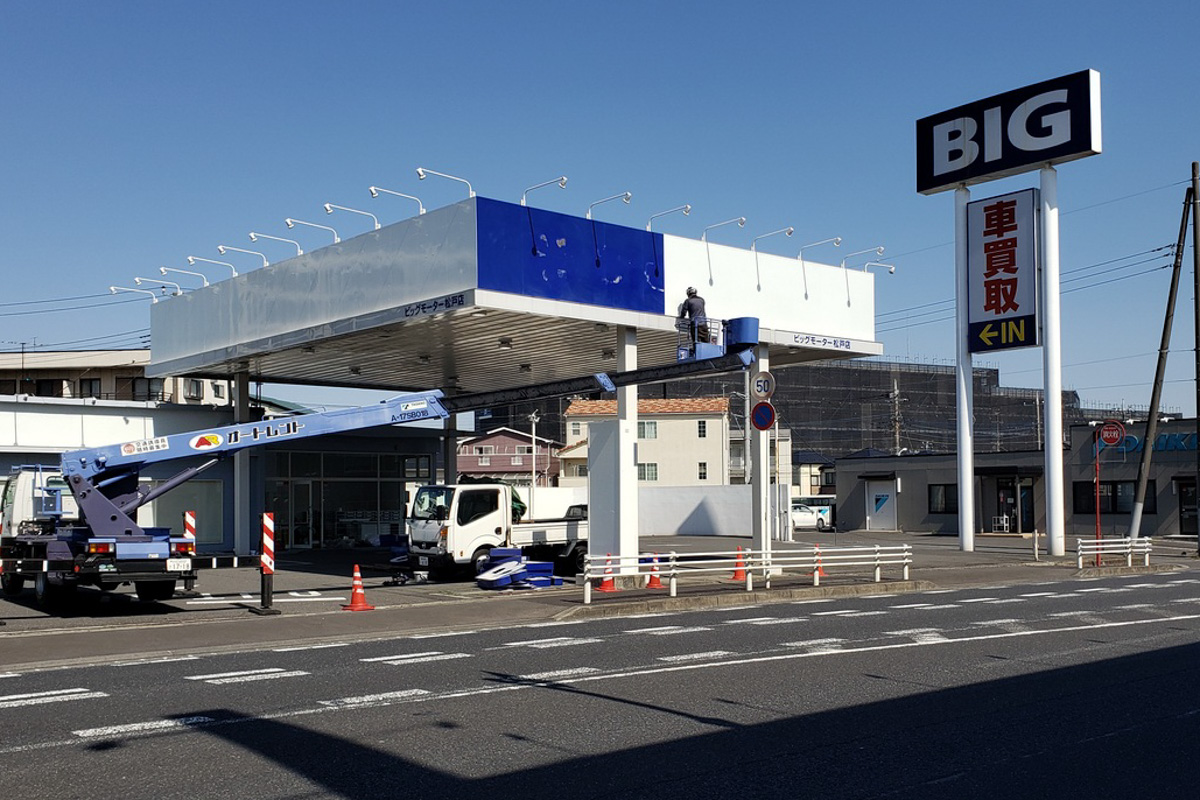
(456, 427), (561, 487)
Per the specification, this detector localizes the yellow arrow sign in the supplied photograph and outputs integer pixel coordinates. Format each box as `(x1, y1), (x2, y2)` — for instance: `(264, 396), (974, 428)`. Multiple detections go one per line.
(978, 323), (997, 347)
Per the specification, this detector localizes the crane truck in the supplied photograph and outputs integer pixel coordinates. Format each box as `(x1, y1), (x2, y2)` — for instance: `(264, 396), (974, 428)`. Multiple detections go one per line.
(0, 391), (450, 606)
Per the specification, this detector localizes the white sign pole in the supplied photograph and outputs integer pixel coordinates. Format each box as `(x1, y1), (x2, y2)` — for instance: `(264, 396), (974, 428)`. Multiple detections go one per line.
(1041, 166), (1066, 556)
(955, 185), (976, 552)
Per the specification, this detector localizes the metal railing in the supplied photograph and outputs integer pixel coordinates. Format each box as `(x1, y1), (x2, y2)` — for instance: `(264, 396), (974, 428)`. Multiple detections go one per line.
(582, 545), (913, 604)
(1076, 537), (1152, 569)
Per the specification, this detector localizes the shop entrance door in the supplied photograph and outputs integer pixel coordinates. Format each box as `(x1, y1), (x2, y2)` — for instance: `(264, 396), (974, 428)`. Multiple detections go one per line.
(997, 478), (1036, 534)
(1178, 481), (1197, 538)
(865, 479), (897, 530)
(291, 480), (318, 548)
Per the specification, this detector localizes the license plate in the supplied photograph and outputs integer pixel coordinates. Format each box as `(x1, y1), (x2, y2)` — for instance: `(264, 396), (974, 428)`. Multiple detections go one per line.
(418, 556), (429, 566)
(166, 558), (192, 572)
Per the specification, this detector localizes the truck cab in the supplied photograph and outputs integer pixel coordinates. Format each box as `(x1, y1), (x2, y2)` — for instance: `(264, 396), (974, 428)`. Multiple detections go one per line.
(409, 484), (509, 575)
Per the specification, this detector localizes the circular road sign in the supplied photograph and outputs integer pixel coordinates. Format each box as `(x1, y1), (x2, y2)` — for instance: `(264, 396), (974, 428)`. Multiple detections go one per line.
(1099, 420), (1126, 447)
(751, 401), (776, 431)
(750, 371), (776, 400)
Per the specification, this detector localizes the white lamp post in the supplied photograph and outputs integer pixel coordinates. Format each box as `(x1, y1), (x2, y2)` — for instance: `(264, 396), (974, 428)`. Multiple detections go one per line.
(863, 261), (896, 274)
(586, 191), (632, 220)
(702, 216), (746, 242)
(188, 256), (238, 278)
(797, 237), (841, 300)
(368, 186), (426, 215)
(217, 245), (268, 269)
(133, 276), (182, 296)
(416, 167), (475, 198)
(161, 266), (209, 287)
(751, 227), (794, 290)
(248, 231), (303, 256)
(839, 246), (885, 269)
(324, 203), (380, 231)
(285, 217), (340, 244)
(521, 176), (567, 206)
(750, 227), (794, 252)
(646, 204), (691, 231)
(110, 286), (158, 303)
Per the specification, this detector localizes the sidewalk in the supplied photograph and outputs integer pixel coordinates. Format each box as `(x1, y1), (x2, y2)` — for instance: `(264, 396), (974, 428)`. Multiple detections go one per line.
(1, 530), (1194, 671)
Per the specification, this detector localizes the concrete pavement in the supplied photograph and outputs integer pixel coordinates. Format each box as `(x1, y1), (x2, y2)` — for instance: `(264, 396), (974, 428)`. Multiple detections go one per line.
(1, 530), (1194, 671)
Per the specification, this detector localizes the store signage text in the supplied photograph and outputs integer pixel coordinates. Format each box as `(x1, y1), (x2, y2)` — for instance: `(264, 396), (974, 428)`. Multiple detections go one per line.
(1099, 432), (1198, 455)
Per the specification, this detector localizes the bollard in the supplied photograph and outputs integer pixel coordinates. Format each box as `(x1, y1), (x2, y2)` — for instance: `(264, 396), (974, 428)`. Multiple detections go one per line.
(250, 512), (281, 616)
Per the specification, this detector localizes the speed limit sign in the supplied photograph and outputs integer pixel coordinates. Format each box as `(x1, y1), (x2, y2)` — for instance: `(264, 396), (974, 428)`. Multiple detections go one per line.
(750, 371), (776, 400)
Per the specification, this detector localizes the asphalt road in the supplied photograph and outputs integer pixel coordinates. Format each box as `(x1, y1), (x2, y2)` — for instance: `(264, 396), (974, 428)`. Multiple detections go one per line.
(2, 571), (1198, 799)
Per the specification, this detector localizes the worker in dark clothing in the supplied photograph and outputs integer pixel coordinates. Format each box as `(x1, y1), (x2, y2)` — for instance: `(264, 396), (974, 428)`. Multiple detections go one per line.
(678, 286), (709, 344)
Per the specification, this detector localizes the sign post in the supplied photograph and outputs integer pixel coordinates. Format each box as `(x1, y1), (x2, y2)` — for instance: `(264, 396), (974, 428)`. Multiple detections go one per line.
(250, 512), (281, 616)
(917, 70), (1101, 556)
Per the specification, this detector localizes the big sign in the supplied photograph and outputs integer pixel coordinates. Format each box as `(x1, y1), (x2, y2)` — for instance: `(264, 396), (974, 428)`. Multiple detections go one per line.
(917, 70), (1101, 195)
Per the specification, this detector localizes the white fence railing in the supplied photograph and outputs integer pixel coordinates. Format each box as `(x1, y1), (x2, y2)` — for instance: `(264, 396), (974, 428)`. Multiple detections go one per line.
(582, 545), (912, 604)
(1076, 537), (1152, 569)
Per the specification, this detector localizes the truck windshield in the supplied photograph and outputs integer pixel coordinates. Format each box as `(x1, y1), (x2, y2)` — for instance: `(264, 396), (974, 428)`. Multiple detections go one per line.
(411, 487), (454, 521)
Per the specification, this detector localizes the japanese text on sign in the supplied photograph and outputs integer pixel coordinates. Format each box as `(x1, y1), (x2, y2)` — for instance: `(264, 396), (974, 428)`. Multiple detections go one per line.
(403, 292), (466, 319)
(791, 334), (852, 350)
(967, 188), (1039, 353)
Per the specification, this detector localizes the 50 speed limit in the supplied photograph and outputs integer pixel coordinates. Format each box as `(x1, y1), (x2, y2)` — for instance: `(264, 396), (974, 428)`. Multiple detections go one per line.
(750, 371), (775, 400)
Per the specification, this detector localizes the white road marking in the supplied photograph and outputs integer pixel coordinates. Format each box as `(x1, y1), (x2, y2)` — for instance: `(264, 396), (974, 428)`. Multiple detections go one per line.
(184, 668), (309, 684)
(0, 673), (21, 679)
(920, 604), (960, 610)
(970, 618), (1030, 632)
(272, 642), (350, 652)
(623, 626), (712, 635)
(791, 598), (835, 605)
(842, 610), (889, 617)
(890, 603), (933, 609)
(0, 688), (108, 709)
(110, 656), (200, 667)
(497, 637), (604, 649)
(320, 689), (430, 708)
(73, 716), (214, 738)
(186, 596), (346, 605)
(983, 598), (1027, 604)
(519, 667), (602, 681)
(1020, 592), (1056, 597)
(378, 653), (471, 665)
(1170, 597), (1200, 604)
(749, 617), (808, 625)
(959, 597), (1000, 603)
(811, 609), (857, 616)
(723, 617), (779, 625)
(887, 628), (949, 643)
(782, 638), (844, 653)
(408, 631), (478, 639)
(658, 651), (734, 662)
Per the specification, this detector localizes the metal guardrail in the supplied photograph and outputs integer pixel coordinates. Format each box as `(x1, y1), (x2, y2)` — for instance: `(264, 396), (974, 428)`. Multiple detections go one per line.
(1076, 537), (1152, 569)
(582, 545), (913, 604)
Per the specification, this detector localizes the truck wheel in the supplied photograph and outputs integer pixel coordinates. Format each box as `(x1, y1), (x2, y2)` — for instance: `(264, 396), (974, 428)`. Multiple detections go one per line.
(1, 572), (25, 597)
(135, 580), (177, 602)
(556, 544), (586, 576)
(470, 547), (493, 575)
(34, 573), (75, 607)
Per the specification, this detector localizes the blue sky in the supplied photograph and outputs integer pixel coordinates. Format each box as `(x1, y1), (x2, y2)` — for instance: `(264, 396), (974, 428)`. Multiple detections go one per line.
(2, 1), (1198, 414)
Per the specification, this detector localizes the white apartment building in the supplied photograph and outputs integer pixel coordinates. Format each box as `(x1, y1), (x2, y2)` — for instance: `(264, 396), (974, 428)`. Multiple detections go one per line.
(559, 398), (733, 487)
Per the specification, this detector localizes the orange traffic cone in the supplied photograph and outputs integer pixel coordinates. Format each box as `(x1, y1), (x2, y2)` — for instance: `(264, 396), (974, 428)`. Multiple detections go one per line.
(646, 553), (665, 589)
(342, 564), (375, 611)
(595, 553), (618, 592)
(814, 545), (827, 578)
(731, 546), (746, 581)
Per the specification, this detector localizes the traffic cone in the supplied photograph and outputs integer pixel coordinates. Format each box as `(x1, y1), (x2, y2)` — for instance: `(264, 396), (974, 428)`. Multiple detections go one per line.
(814, 545), (827, 578)
(646, 553), (665, 589)
(731, 546), (746, 581)
(342, 564), (375, 611)
(595, 553), (618, 592)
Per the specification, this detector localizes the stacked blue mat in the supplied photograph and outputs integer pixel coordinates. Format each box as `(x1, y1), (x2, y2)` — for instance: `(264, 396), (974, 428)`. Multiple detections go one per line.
(475, 548), (564, 589)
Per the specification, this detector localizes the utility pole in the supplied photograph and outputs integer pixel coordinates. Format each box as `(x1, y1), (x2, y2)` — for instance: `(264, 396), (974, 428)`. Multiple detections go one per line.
(1129, 182), (1193, 539)
(1192, 161), (1200, 553)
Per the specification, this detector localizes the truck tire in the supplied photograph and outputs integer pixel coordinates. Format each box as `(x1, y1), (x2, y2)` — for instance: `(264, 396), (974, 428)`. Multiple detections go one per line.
(34, 573), (75, 607)
(470, 547), (493, 576)
(556, 543), (587, 576)
(1, 572), (25, 597)
(135, 580), (177, 602)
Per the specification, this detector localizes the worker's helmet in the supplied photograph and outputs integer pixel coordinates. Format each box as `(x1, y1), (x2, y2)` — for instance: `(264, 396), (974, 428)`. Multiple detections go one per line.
(686, 286), (697, 296)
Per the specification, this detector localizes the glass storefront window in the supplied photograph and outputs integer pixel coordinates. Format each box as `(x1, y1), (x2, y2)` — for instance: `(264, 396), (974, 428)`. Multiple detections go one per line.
(324, 453), (378, 478)
(292, 452), (322, 478)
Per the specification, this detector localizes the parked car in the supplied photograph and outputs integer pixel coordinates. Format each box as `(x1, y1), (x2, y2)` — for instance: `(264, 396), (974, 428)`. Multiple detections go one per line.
(791, 502), (830, 531)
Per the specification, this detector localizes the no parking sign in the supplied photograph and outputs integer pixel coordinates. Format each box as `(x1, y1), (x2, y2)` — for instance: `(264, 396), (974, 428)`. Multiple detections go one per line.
(751, 401), (776, 431)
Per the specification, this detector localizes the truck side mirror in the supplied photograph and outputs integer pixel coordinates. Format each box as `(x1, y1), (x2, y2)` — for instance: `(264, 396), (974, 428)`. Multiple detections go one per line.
(434, 505), (448, 522)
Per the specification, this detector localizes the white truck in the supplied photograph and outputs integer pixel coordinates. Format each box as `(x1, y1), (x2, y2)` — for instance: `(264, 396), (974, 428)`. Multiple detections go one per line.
(408, 483), (589, 577)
